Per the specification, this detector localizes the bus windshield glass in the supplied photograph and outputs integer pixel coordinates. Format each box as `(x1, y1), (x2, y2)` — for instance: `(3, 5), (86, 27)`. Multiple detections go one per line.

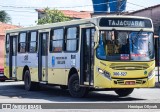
(96, 31), (154, 61)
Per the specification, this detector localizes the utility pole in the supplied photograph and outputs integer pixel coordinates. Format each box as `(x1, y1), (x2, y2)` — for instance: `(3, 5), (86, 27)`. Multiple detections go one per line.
(107, 0), (110, 13)
(117, 0), (121, 15)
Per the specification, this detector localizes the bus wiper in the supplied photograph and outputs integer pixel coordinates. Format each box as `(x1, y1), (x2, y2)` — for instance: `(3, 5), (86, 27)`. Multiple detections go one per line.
(135, 29), (143, 42)
(136, 29), (143, 40)
(131, 29), (143, 51)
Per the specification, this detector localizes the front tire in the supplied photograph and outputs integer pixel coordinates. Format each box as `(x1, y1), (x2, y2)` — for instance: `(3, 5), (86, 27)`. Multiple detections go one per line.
(115, 88), (134, 97)
(24, 70), (38, 91)
(68, 74), (88, 98)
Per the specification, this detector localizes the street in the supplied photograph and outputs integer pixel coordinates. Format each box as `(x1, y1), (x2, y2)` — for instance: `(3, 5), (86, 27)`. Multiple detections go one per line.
(0, 80), (160, 103)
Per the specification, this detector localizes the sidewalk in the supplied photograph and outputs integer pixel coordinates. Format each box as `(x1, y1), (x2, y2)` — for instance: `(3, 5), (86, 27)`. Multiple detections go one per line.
(155, 82), (160, 88)
(155, 69), (160, 88)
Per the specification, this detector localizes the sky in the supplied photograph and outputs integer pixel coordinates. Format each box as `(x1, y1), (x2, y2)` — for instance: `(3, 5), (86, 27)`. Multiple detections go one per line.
(0, 0), (160, 26)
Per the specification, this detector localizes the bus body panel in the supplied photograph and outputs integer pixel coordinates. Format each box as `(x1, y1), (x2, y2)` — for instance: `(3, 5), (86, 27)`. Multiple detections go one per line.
(4, 63), (9, 79)
(16, 67), (23, 80)
(16, 52), (38, 81)
(30, 67), (39, 82)
(48, 68), (66, 85)
(47, 52), (80, 85)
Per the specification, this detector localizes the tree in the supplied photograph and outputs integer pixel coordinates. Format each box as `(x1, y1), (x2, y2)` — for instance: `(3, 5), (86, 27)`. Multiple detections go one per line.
(37, 8), (71, 25)
(0, 10), (11, 23)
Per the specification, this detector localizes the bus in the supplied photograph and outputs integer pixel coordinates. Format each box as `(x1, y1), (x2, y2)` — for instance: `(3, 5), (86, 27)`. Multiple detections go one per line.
(4, 16), (155, 97)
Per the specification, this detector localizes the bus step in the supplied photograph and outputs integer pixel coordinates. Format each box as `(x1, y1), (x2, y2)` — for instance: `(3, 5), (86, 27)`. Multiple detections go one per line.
(39, 81), (48, 84)
(80, 85), (94, 88)
(10, 77), (17, 80)
(84, 82), (93, 86)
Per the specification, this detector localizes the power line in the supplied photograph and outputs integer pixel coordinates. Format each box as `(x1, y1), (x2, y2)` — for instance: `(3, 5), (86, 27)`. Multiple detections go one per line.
(0, 5), (43, 9)
(127, 2), (146, 8)
(4, 10), (132, 14)
(0, 1), (155, 11)
(0, 0), (119, 9)
(0, 1), (156, 15)
(0, 1), (151, 16)
(2, 9), (36, 13)
(0, 1), (152, 15)
(1, 9), (93, 15)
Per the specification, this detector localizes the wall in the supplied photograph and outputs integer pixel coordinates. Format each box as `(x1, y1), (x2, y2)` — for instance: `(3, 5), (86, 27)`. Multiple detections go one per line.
(127, 6), (160, 35)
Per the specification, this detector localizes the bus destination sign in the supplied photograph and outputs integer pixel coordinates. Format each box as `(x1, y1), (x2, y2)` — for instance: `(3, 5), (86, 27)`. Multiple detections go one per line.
(99, 18), (152, 28)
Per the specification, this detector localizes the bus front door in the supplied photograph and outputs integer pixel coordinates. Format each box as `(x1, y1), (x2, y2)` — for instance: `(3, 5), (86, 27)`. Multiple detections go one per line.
(9, 36), (17, 79)
(80, 28), (95, 86)
(38, 32), (49, 82)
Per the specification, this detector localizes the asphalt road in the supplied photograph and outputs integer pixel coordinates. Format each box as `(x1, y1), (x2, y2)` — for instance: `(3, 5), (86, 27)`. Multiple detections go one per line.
(0, 74), (159, 111)
(0, 80), (160, 103)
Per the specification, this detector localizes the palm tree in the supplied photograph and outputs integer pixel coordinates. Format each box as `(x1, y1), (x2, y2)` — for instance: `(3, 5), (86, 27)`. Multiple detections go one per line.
(0, 10), (11, 23)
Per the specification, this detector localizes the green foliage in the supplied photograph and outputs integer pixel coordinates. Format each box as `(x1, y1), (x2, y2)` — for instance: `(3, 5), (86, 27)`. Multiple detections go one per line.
(0, 10), (11, 23)
(37, 8), (71, 24)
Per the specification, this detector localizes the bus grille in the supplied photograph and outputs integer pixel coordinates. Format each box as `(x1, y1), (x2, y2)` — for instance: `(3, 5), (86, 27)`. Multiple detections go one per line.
(110, 63), (149, 70)
(114, 79), (146, 85)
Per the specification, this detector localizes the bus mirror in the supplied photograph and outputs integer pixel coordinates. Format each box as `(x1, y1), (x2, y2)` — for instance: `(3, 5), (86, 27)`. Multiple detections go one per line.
(94, 30), (99, 49)
(94, 30), (99, 43)
(94, 26), (99, 43)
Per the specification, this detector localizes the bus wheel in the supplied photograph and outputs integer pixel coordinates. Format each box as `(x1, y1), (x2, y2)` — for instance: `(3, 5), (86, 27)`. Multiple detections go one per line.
(115, 88), (134, 97)
(24, 70), (35, 91)
(60, 85), (68, 90)
(68, 74), (88, 98)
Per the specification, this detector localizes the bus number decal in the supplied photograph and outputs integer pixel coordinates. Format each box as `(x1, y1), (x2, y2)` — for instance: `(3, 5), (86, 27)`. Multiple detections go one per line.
(113, 72), (127, 76)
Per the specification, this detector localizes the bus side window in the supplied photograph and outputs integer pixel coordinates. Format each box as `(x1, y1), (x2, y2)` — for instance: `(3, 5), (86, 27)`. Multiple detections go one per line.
(50, 28), (64, 52)
(18, 32), (27, 53)
(66, 27), (79, 52)
(29, 31), (37, 53)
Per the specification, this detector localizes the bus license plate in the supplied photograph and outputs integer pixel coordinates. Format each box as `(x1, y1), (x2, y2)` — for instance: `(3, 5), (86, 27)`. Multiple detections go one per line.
(125, 81), (135, 85)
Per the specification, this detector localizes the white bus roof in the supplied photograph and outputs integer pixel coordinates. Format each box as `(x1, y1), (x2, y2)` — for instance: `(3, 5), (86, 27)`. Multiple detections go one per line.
(6, 15), (152, 33)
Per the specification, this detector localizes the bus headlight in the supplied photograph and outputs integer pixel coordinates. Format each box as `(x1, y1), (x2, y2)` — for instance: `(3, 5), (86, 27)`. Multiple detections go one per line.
(97, 68), (111, 80)
(148, 70), (155, 80)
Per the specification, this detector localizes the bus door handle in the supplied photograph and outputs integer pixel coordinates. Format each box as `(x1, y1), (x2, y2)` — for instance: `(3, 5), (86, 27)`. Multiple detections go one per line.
(43, 71), (45, 77)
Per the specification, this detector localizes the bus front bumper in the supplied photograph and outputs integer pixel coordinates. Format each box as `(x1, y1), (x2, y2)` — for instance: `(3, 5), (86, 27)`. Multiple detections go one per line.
(110, 76), (155, 88)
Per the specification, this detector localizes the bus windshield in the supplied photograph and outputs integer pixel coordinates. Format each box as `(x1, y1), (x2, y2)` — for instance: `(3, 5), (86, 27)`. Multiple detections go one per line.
(96, 30), (154, 61)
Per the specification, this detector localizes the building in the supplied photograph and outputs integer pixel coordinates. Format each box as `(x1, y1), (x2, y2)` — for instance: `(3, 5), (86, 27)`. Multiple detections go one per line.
(125, 4), (160, 66)
(35, 9), (92, 20)
(126, 4), (160, 35)
(0, 22), (20, 68)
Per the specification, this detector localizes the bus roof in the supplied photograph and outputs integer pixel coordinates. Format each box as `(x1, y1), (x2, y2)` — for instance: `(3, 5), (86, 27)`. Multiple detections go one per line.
(6, 15), (152, 33)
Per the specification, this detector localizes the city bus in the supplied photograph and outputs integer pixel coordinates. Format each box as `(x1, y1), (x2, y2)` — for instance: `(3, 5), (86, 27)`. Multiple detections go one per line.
(4, 16), (155, 97)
